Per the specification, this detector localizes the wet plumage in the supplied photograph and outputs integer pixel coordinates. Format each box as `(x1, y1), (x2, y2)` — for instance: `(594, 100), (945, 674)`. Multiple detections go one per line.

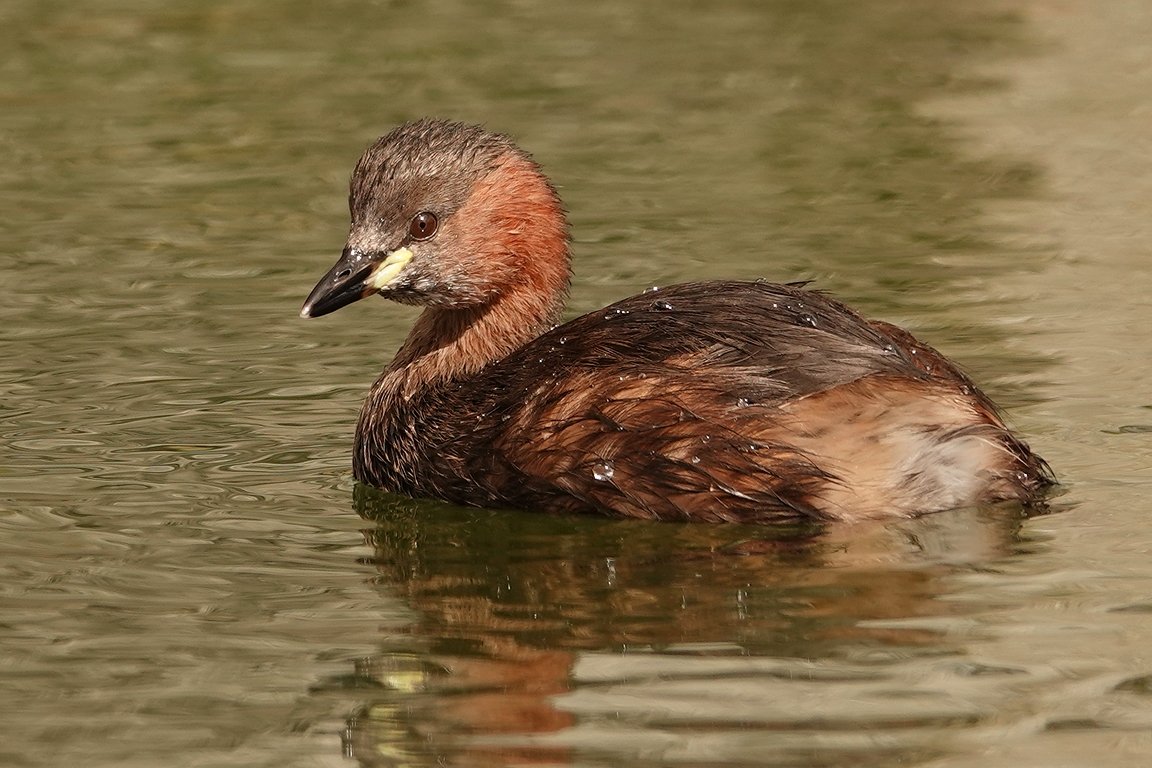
(302, 119), (1052, 523)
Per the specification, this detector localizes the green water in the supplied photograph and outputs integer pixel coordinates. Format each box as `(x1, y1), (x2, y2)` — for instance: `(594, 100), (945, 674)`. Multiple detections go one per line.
(4, 0), (1152, 766)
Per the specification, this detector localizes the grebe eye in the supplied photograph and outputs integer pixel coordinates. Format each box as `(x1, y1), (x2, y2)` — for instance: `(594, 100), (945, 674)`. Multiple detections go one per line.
(408, 211), (438, 241)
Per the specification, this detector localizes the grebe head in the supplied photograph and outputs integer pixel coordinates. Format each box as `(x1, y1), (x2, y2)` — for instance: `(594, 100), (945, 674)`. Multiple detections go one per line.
(301, 119), (570, 319)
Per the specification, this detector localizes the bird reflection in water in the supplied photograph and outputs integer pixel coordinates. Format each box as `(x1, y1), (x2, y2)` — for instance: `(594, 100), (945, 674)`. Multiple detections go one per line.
(302, 488), (1045, 767)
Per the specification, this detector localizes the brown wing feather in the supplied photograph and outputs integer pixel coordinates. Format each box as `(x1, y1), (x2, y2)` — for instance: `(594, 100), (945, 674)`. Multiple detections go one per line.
(489, 370), (833, 522)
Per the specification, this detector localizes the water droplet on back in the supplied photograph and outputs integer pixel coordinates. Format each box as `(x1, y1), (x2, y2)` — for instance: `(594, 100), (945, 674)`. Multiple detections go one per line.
(591, 461), (615, 482)
(652, 299), (674, 312)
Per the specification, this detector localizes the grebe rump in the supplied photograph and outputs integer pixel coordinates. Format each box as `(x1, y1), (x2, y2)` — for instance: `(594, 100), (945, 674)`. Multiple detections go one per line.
(301, 119), (1051, 523)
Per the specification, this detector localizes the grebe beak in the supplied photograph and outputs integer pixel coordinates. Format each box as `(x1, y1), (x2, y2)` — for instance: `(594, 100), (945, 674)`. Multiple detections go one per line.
(300, 246), (413, 318)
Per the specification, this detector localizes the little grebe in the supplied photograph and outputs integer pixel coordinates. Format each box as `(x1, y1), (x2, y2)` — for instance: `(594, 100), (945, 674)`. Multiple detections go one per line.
(301, 119), (1052, 523)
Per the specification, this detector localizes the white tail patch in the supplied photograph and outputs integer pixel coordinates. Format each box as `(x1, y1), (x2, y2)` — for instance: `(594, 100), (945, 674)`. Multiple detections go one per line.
(772, 376), (1021, 520)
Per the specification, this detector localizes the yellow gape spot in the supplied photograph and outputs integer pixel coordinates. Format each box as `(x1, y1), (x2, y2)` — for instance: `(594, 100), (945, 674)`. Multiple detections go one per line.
(367, 247), (414, 290)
